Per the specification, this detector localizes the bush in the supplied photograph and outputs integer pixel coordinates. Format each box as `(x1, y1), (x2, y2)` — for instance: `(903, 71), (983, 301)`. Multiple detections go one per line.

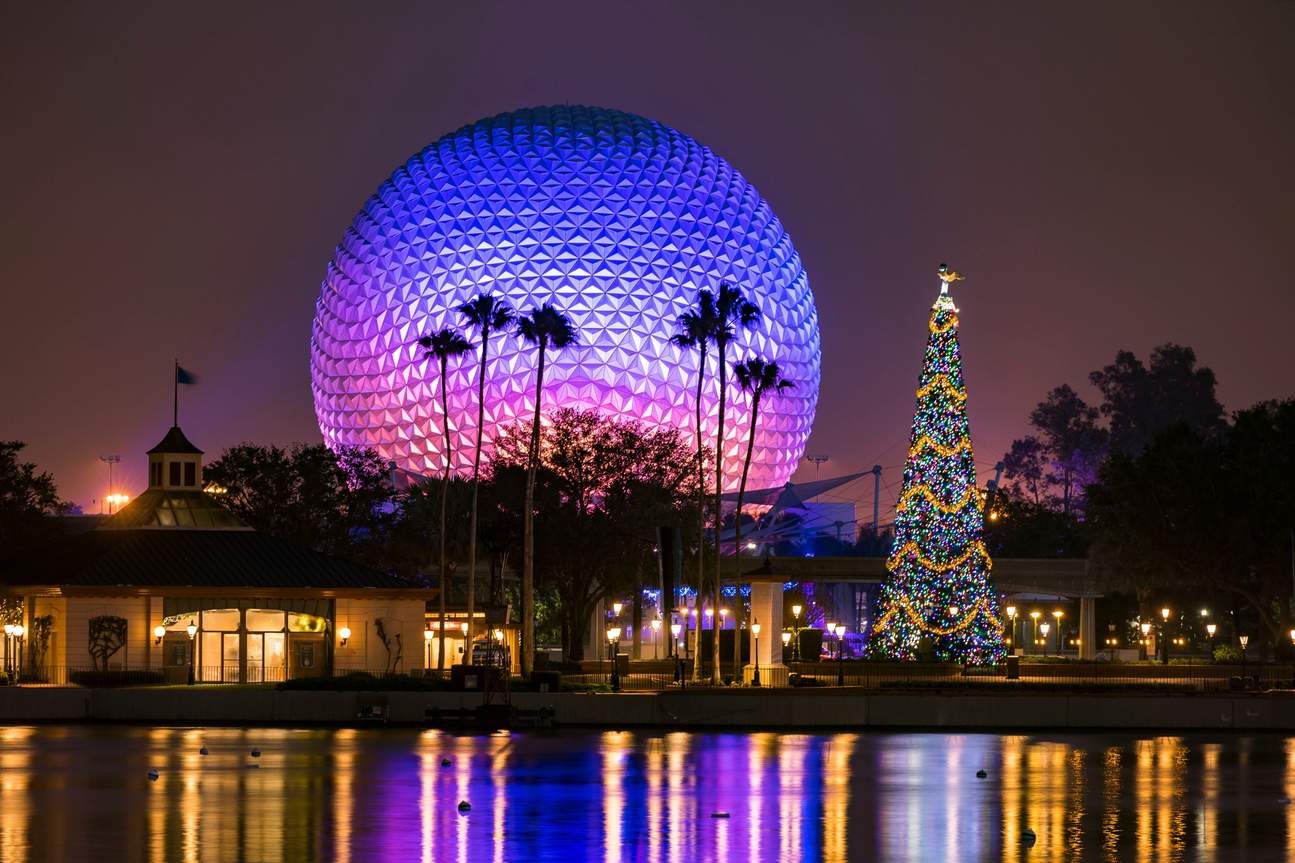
(69, 670), (165, 687)
(533, 656), (583, 674)
(1214, 644), (1243, 663)
(529, 670), (561, 692)
(277, 672), (453, 692)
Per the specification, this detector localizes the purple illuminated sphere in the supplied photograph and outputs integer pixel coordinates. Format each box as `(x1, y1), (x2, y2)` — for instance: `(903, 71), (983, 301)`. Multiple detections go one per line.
(310, 106), (820, 490)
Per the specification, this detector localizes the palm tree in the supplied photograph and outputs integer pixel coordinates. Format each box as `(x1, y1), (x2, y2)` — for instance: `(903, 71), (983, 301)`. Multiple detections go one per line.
(671, 290), (719, 681)
(417, 328), (473, 673)
(517, 303), (578, 678)
(673, 284), (759, 684)
(708, 284), (760, 684)
(458, 294), (516, 660)
(732, 358), (794, 677)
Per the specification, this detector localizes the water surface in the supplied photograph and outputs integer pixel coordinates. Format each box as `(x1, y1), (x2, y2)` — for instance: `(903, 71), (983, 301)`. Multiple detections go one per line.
(2, 725), (1293, 862)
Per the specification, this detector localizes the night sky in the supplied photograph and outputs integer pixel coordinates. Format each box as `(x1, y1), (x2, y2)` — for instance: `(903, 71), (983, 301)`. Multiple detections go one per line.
(3, 2), (1291, 514)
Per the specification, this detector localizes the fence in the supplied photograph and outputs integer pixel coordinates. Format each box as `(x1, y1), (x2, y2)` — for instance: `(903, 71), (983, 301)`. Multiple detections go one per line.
(565, 659), (1295, 692)
(6, 661), (1292, 691)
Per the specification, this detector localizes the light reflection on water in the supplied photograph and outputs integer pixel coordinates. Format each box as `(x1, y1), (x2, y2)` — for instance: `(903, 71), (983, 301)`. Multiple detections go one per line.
(2, 726), (1295, 861)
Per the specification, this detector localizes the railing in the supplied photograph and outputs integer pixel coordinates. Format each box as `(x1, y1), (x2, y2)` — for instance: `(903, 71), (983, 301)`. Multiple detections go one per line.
(6, 661), (1292, 691)
(563, 660), (1295, 692)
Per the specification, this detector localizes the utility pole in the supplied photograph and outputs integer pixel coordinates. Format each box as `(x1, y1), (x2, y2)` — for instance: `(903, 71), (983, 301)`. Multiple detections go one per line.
(99, 455), (120, 514)
(869, 464), (882, 536)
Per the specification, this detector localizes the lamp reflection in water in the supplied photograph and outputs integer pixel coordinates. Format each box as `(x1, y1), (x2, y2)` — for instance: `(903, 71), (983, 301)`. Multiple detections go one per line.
(823, 734), (856, 863)
(602, 731), (629, 863)
(665, 732), (692, 863)
(778, 736), (806, 862)
(418, 730), (439, 863)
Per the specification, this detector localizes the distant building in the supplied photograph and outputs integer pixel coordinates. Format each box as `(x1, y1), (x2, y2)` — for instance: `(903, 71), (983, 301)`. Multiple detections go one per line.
(1, 425), (431, 683)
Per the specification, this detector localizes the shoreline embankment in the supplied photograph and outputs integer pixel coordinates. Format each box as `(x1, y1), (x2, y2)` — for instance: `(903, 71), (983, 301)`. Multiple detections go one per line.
(3, 687), (1294, 731)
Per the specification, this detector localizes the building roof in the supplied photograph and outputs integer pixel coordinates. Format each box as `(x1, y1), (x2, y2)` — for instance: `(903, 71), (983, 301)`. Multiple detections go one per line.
(146, 426), (203, 455)
(106, 489), (248, 530)
(0, 528), (419, 592)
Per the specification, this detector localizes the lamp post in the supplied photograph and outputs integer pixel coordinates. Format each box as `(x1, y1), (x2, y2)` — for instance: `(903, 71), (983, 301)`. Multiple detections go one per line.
(423, 627), (434, 671)
(1039, 622), (1051, 658)
(781, 630), (792, 670)
(834, 624), (847, 686)
(751, 621), (762, 687)
(791, 603), (803, 661)
(1005, 606), (1018, 654)
(186, 620), (198, 685)
(1206, 622), (1217, 662)
(1239, 634), (1249, 679)
(1159, 607), (1172, 665)
(8, 625), (24, 683)
(651, 618), (662, 660)
(607, 626), (622, 692)
(1140, 621), (1152, 661)
(1052, 610), (1065, 656)
(671, 622), (683, 687)
(3, 623), (12, 680)
(1029, 611), (1041, 656)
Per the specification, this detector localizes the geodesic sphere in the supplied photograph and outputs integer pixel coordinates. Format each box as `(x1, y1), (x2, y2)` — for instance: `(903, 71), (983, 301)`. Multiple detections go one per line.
(310, 105), (820, 490)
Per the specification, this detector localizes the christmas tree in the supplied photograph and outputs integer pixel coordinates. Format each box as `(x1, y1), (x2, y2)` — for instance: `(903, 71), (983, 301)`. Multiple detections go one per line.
(869, 265), (1006, 664)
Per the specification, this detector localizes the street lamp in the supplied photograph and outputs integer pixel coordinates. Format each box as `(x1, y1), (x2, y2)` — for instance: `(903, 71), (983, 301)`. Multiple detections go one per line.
(154, 624), (166, 646)
(1029, 611), (1041, 655)
(751, 621), (762, 687)
(651, 618), (662, 660)
(791, 603), (803, 661)
(1039, 622), (1051, 657)
(670, 622), (683, 685)
(1052, 610), (1064, 656)
(834, 624), (847, 686)
(1239, 634), (1250, 679)
(612, 602), (623, 619)
(186, 620), (198, 685)
(1160, 607), (1172, 665)
(607, 626), (622, 692)
(3, 623), (12, 680)
(1005, 606), (1018, 651)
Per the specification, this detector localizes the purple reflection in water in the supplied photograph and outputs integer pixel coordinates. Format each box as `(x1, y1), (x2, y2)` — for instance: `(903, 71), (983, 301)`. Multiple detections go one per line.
(1, 726), (1294, 861)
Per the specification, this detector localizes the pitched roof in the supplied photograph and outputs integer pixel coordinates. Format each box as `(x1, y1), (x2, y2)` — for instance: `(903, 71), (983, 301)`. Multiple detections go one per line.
(0, 529), (418, 591)
(146, 426), (203, 455)
(106, 489), (248, 530)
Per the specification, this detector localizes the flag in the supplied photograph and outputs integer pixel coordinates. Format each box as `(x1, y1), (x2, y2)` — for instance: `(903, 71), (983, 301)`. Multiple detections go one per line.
(176, 366), (199, 385)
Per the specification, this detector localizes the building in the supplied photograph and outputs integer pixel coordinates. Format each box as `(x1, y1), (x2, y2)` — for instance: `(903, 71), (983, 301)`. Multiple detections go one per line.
(0, 425), (432, 683)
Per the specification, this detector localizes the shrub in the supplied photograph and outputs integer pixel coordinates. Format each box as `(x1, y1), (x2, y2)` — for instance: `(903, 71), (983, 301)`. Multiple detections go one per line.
(1214, 644), (1242, 663)
(277, 673), (453, 692)
(69, 670), (165, 687)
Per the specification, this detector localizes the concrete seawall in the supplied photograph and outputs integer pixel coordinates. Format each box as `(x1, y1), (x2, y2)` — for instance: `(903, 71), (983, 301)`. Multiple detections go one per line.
(2, 688), (1294, 730)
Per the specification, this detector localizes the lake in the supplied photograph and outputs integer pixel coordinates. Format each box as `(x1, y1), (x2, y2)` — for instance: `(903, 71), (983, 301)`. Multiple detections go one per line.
(1, 725), (1292, 861)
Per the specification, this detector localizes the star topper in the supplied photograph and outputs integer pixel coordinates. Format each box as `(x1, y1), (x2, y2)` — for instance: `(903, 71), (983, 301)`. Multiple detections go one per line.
(937, 263), (965, 294)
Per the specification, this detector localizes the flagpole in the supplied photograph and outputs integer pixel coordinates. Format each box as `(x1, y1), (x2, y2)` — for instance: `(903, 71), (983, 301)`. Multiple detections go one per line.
(173, 358), (179, 427)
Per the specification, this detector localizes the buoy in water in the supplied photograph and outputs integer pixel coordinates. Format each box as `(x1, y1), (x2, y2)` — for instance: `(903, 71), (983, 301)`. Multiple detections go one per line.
(1021, 828), (1037, 846)
(147, 769), (160, 781)
(441, 758), (451, 767)
(199, 747), (209, 756)
(250, 748), (261, 758)
(976, 769), (987, 778)
(458, 800), (471, 813)
(711, 813), (730, 819)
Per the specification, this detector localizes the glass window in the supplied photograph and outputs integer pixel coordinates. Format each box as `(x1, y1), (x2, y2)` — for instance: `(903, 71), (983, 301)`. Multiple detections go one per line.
(201, 609), (240, 631)
(246, 609), (285, 632)
(169, 462), (181, 485)
(184, 461), (196, 486)
(288, 612), (326, 633)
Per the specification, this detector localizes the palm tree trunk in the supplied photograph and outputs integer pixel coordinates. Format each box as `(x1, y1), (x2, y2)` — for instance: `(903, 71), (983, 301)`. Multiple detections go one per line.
(735, 391), (761, 682)
(437, 356), (451, 673)
(691, 345), (707, 682)
(710, 341), (727, 685)
(466, 332), (490, 663)
(522, 341), (546, 678)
